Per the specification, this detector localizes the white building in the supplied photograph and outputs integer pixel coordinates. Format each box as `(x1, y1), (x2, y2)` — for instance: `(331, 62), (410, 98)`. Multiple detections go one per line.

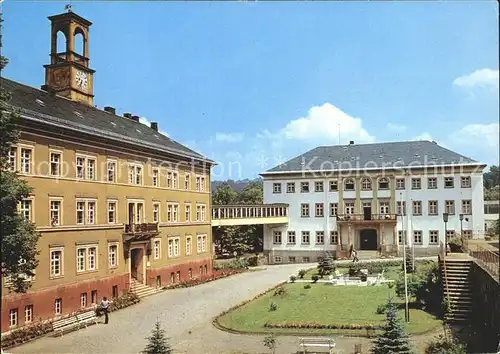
(260, 140), (486, 264)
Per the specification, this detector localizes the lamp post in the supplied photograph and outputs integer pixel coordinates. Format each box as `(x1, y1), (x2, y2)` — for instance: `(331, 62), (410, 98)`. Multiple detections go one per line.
(443, 213), (449, 256)
(459, 213), (464, 248)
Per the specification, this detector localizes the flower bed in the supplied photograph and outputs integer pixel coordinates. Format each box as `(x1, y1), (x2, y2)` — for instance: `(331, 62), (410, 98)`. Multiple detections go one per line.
(264, 321), (382, 331)
(164, 268), (246, 290)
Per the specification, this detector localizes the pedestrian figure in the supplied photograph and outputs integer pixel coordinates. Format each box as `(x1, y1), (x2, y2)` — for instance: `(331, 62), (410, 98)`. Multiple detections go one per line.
(352, 249), (359, 263)
(101, 297), (110, 324)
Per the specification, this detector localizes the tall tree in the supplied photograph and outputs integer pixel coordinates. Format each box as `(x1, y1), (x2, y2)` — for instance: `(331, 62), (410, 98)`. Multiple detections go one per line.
(0, 15), (41, 293)
(143, 320), (173, 354)
(483, 165), (499, 190)
(212, 182), (237, 205)
(236, 180), (263, 204)
(371, 298), (414, 354)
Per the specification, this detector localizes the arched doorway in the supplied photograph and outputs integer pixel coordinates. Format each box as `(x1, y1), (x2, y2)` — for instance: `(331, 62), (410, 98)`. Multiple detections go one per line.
(359, 229), (378, 250)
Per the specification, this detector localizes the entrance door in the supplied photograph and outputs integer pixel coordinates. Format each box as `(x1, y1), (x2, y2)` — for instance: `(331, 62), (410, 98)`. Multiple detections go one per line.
(359, 229), (377, 250)
(130, 248), (144, 283)
(363, 207), (372, 221)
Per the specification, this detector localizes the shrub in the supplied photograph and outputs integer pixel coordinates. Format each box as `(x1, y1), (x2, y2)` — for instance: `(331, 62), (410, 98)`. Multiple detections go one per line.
(376, 303), (387, 314)
(289, 275), (297, 283)
(425, 335), (467, 354)
(298, 269), (307, 279)
(263, 333), (277, 354)
(269, 301), (278, 312)
(143, 320), (173, 354)
(360, 273), (368, 282)
(317, 252), (336, 277)
(311, 275), (319, 283)
(304, 284), (311, 289)
(273, 286), (286, 296)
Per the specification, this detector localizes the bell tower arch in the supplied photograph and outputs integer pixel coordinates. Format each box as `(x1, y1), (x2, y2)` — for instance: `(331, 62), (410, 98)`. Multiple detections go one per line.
(42, 7), (95, 106)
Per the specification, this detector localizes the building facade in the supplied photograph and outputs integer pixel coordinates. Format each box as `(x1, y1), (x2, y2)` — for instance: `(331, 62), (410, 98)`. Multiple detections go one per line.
(261, 141), (486, 264)
(1, 10), (214, 333)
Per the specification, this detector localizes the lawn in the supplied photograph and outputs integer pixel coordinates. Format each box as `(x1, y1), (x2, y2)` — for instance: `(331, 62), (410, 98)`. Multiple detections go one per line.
(217, 283), (441, 336)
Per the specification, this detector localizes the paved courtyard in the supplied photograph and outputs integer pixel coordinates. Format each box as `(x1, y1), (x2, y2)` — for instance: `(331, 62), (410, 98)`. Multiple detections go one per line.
(11, 259), (439, 354)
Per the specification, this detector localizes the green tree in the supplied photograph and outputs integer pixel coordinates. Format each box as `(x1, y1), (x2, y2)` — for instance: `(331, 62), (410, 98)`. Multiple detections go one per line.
(371, 298), (414, 354)
(317, 252), (336, 278)
(1, 17), (41, 293)
(212, 182), (237, 205)
(236, 180), (263, 204)
(483, 165), (499, 190)
(424, 335), (467, 354)
(143, 320), (173, 354)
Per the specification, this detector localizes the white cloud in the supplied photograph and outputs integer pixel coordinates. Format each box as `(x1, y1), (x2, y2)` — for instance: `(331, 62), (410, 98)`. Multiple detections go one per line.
(450, 123), (500, 149)
(412, 132), (434, 141)
(386, 122), (407, 133)
(215, 132), (244, 143)
(453, 68), (499, 89)
(277, 103), (375, 144)
(139, 117), (169, 137)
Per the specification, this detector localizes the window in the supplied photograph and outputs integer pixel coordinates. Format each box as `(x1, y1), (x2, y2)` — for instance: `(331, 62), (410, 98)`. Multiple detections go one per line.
(329, 203), (338, 217)
(344, 178), (355, 191)
(55, 298), (62, 316)
(87, 201), (95, 224)
(330, 231), (339, 244)
(396, 201), (406, 216)
(76, 199), (96, 225)
(411, 178), (421, 189)
(302, 257), (310, 263)
(24, 305), (33, 323)
(361, 178), (372, 191)
(273, 231), (282, 244)
(445, 200), (455, 214)
(379, 200), (390, 214)
(429, 230), (439, 244)
(188, 268), (193, 279)
(287, 231), (296, 244)
(153, 239), (161, 259)
(196, 176), (206, 192)
(315, 181), (324, 192)
(20, 148), (32, 174)
(329, 180), (338, 191)
(316, 231), (324, 244)
(462, 230), (472, 239)
(427, 177), (437, 189)
(108, 201), (117, 223)
(166, 172), (172, 188)
(300, 181), (310, 192)
(152, 168), (159, 187)
(76, 245), (97, 272)
(108, 243), (118, 268)
(112, 286), (118, 298)
(50, 199), (61, 226)
(396, 178), (405, 190)
(274, 256), (282, 264)
(185, 204), (191, 222)
(167, 203), (179, 222)
(50, 151), (62, 176)
(196, 204), (206, 221)
(378, 177), (389, 190)
(50, 248), (63, 277)
(446, 230), (456, 239)
(413, 230), (423, 244)
(76, 155), (96, 180)
(91, 290), (97, 304)
(428, 200), (438, 215)
(300, 203), (310, 217)
(8, 147), (16, 171)
(9, 309), (18, 327)
(286, 182), (295, 193)
(301, 231), (310, 244)
(176, 271), (181, 282)
(76, 156), (85, 178)
(107, 160), (116, 182)
(80, 293), (87, 308)
(184, 174), (190, 190)
(128, 164), (143, 185)
(186, 236), (192, 255)
(461, 200), (471, 214)
(20, 199), (32, 221)
(460, 176), (471, 188)
(273, 183), (281, 193)
(172, 172), (178, 189)
(153, 203), (160, 222)
(444, 177), (454, 188)
(87, 158), (96, 180)
(398, 230), (407, 245)
(412, 201), (422, 215)
(196, 235), (207, 253)
(77, 248), (85, 272)
(345, 201), (355, 215)
(168, 237), (180, 257)
(174, 238), (180, 256)
(289, 256), (296, 263)
(315, 203), (324, 217)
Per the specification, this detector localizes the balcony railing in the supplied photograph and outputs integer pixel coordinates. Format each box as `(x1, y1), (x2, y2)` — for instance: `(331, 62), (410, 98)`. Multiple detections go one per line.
(123, 223), (159, 235)
(212, 204), (289, 220)
(336, 214), (397, 222)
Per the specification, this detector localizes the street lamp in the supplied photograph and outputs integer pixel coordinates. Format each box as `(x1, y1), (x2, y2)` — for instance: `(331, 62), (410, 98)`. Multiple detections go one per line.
(443, 213), (449, 256)
(459, 213), (464, 248)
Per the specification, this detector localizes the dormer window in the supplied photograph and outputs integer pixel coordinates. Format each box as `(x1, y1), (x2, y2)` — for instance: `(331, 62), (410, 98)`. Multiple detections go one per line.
(378, 177), (390, 190)
(344, 178), (355, 191)
(361, 178), (372, 191)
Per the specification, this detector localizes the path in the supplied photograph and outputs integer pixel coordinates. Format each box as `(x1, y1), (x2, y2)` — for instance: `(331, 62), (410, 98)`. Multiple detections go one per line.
(10, 257), (440, 354)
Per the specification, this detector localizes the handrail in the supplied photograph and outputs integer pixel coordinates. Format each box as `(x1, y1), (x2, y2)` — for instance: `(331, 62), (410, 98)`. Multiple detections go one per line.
(439, 241), (451, 308)
(470, 245), (499, 281)
(337, 214), (397, 221)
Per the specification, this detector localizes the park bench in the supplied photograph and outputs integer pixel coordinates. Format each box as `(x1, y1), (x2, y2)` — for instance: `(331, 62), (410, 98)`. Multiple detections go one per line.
(52, 315), (80, 336)
(299, 337), (336, 353)
(76, 310), (98, 328)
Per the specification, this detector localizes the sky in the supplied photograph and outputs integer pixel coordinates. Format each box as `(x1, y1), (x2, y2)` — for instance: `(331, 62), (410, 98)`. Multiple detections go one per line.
(2, 1), (499, 180)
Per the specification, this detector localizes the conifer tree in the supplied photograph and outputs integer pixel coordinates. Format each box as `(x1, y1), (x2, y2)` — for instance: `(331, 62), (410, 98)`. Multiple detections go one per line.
(371, 298), (414, 354)
(143, 320), (173, 354)
(317, 252), (336, 278)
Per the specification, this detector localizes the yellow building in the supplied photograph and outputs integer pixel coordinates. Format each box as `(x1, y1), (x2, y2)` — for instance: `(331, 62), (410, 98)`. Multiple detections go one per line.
(1, 10), (214, 333)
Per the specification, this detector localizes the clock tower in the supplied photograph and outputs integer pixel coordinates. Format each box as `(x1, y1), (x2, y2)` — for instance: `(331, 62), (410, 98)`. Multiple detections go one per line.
(42, 8), (95, 106)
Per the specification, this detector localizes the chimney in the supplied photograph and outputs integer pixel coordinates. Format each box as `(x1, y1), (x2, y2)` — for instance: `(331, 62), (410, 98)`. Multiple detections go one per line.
(349, 140), (355, 145)
(131, 115), (140, 122)
(104, 106), (116, 114)
(123, 113), (132, 119)
(151, 122), (158, 131)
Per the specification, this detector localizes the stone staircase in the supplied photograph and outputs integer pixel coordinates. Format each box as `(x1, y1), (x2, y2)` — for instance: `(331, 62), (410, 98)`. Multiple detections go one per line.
(130, 278), (160, 298)
(441, 259), (473, 322)
(356, 250), (379, 260)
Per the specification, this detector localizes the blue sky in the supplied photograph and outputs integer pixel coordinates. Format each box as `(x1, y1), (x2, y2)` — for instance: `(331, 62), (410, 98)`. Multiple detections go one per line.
(2, 1), (499, 180)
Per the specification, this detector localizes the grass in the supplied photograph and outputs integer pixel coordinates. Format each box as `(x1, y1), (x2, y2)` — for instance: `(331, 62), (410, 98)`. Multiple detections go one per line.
(217, 283), (441, 336)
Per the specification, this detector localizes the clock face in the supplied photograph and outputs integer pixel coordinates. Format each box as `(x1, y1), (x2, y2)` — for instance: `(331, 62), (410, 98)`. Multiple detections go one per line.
(75, 70), (88, 91)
